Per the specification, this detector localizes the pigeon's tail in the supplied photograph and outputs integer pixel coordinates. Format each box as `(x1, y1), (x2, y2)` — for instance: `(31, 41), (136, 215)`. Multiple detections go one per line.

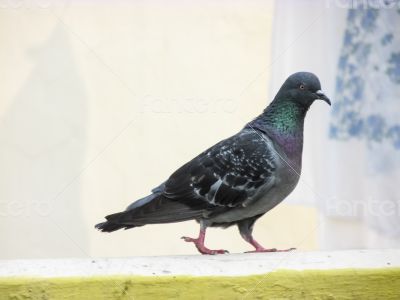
(95, 194), (205, 233)
(95, 221), (136, 233)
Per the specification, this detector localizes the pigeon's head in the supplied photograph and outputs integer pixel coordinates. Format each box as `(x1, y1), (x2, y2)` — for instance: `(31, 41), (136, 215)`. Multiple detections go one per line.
(277, 72), (331, 108)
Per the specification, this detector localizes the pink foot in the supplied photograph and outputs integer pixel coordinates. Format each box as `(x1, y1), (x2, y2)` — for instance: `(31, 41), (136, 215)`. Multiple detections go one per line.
(245, 247), (296, 253)
(181, 236), (229, 255)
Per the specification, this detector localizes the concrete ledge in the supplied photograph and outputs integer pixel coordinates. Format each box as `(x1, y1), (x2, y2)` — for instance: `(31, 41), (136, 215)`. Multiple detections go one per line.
(1, 250), (399, 299)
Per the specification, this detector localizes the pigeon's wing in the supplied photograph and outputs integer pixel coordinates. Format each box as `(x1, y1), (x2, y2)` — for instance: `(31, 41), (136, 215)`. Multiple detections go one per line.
(96, 129), (279, 232)
(163, 129), (278, 208)
(125, 182), (166, 211)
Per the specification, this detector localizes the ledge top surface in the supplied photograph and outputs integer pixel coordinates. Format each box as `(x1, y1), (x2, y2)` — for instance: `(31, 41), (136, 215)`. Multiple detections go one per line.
(0, 249), (398, 278)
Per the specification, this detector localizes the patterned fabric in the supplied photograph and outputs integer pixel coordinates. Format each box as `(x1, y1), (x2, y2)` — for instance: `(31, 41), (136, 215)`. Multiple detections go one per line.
(330, 6), (400, 152)
(324, 4), (400, 248)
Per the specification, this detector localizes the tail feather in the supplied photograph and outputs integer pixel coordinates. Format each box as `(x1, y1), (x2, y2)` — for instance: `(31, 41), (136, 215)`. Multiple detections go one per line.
(95, 194), (205, 233)
(95, 221), (136, 233)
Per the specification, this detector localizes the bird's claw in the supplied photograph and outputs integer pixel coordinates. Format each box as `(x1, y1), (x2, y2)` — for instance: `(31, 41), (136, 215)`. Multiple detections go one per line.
(181, 236), (196, 243)
(209, 249), (229, 255)
(245, 247), (296, 253)
(181, 236), (229, 255)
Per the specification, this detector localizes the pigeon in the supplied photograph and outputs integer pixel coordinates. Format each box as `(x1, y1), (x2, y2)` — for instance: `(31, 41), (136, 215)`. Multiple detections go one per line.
(95, 72), (331, 254)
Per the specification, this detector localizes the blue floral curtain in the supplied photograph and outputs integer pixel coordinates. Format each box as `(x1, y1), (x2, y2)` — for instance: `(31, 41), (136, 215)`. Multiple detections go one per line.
(330, 7), (400, 152)
(324, 4), (400, 248)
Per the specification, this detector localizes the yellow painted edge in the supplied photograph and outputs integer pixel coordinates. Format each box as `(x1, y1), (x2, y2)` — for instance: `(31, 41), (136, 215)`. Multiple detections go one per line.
(0, 268), (399, 300)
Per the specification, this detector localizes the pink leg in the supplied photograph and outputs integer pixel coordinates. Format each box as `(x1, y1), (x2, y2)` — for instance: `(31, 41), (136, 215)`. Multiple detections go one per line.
(181, 228), (229, 255)
(244, 236), (296, 253)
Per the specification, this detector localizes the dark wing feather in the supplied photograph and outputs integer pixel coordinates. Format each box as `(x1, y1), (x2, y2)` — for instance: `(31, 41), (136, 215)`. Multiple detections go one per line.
(95, 129), (278, 232)
(163, 129), (277, 209)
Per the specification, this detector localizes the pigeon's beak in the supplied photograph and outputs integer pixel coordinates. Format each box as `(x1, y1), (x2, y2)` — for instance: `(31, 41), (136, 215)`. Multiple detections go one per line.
(315, 90), (331, 106)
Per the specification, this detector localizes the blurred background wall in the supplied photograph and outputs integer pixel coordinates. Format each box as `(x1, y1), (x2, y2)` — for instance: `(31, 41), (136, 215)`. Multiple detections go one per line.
(0, 0), (398, 259)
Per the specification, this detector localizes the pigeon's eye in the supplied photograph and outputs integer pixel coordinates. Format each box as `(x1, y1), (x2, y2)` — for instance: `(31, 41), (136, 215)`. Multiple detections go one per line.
(299, 84), (305, 90)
